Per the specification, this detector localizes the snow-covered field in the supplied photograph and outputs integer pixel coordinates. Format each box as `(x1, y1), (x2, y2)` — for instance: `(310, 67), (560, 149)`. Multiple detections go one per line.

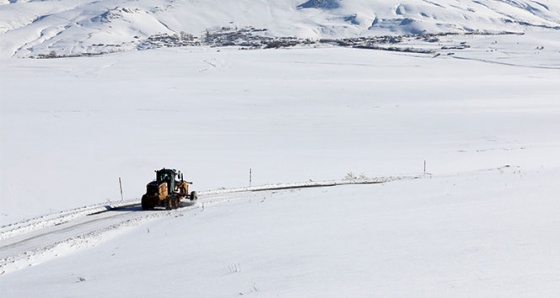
(2, 30), (559, 224)
(1, 0), (560, 296)
(2, 171), (560, 297)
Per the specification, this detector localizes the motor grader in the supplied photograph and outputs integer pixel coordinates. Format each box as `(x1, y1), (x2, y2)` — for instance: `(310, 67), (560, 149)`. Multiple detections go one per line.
(141, 168), (197, 210)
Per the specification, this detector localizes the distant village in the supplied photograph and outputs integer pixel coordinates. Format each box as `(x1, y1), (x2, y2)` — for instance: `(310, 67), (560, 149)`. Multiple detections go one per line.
(35, 26), (522, 59)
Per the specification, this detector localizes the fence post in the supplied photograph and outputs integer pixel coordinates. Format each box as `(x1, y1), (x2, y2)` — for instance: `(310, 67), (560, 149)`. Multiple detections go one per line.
(119, 177), (124, 201)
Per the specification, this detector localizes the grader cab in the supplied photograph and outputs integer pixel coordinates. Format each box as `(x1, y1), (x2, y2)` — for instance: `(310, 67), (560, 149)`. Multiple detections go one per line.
(141, 168), (197, 210)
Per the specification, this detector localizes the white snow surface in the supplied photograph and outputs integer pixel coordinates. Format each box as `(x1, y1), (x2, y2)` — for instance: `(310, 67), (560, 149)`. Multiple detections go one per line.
(1, 1), (560, 296)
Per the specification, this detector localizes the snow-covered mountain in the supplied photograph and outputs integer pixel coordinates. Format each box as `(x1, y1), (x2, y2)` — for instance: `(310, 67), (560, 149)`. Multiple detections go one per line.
(1, 0), (560, 57)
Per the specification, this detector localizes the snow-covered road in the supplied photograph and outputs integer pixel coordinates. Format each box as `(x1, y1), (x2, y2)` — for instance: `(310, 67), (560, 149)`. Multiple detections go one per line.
(0, 176), (414, 275)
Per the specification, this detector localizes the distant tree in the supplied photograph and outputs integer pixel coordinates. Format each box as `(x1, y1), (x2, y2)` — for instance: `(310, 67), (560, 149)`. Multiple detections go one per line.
(180, 31), (194, 41)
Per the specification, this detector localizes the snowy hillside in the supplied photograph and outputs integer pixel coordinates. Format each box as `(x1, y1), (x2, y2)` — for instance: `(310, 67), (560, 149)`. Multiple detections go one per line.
(1, 0), (560, 57)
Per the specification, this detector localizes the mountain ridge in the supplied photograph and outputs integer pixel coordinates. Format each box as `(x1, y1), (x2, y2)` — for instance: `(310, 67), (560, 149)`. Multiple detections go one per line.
(1, 0), (559, 57)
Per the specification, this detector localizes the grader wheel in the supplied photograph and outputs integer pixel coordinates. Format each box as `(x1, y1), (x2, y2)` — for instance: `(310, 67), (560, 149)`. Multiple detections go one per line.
(141, 195), (154, 210)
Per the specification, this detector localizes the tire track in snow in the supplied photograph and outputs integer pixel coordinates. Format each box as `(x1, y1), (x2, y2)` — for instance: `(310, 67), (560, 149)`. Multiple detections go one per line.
(0, 199), (139, 241)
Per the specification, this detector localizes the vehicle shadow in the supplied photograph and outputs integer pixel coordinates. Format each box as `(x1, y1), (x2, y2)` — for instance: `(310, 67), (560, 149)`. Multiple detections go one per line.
(103, 199), (198, 213)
